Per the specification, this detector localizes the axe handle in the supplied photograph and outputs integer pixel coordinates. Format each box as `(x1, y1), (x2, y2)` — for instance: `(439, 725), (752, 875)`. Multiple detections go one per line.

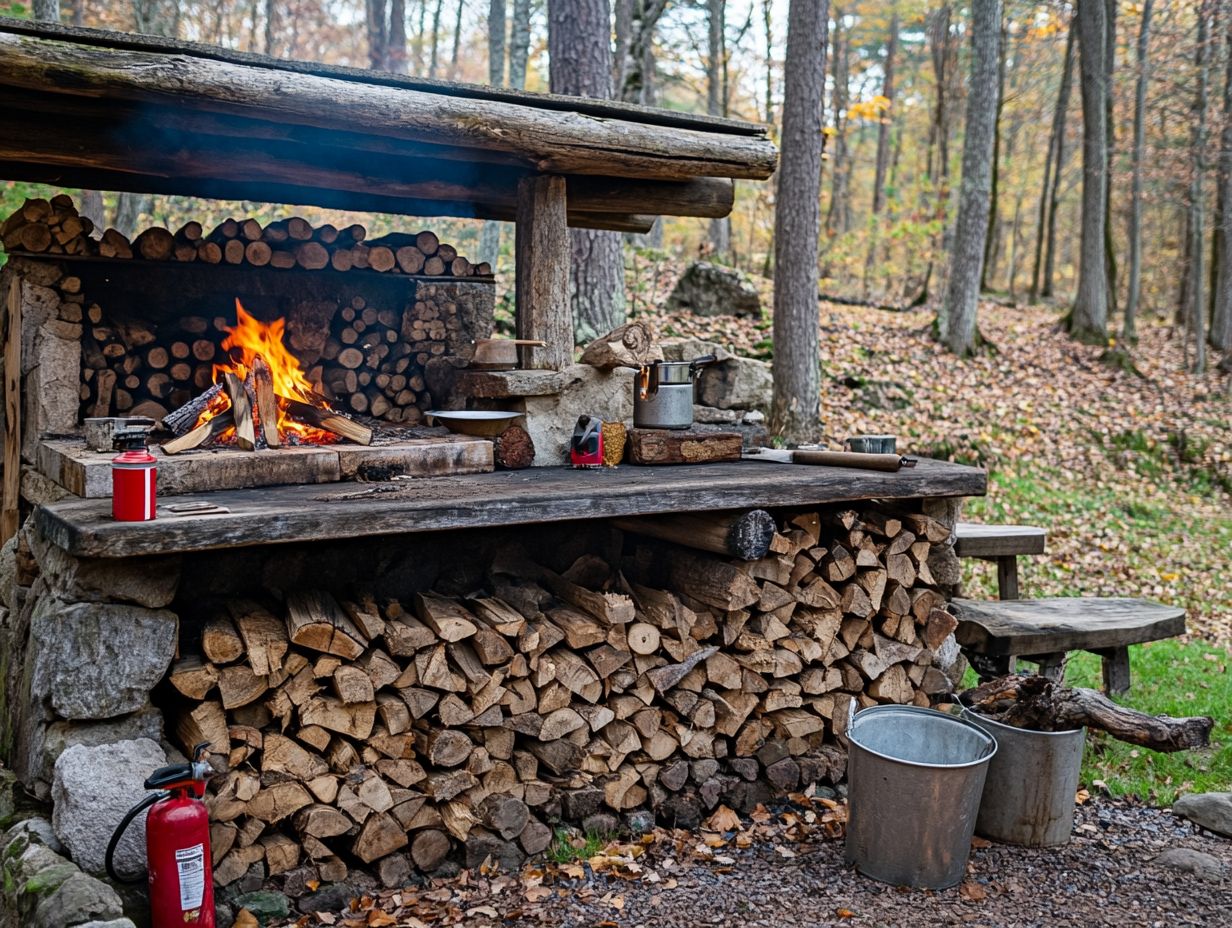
(789, 450), (904, 471)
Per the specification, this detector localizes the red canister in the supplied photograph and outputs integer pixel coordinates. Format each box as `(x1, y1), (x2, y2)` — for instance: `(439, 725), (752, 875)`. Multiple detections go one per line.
(112, 449), (158, 521)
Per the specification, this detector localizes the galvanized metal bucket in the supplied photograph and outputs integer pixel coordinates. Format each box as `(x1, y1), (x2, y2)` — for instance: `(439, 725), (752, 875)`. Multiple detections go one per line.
(845, 705), (997, 889)
(962, 708), (1086, 847)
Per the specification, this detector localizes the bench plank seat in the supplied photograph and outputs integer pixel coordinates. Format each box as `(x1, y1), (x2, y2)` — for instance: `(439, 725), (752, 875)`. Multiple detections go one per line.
(954, 523), (1047, 558)
(953, 597), (1186, 693)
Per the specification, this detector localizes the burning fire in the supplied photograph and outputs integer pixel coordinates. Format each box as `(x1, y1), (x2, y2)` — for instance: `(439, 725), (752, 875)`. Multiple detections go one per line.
(194, 299), (333, 444)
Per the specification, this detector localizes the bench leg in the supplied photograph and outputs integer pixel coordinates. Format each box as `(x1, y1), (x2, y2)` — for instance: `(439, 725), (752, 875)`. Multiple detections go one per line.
(970, 653), (1016, 682)
(996, 555), (1020, 600)
(1030, 652), (1066, 683)
(1096, 646), (1132, 694)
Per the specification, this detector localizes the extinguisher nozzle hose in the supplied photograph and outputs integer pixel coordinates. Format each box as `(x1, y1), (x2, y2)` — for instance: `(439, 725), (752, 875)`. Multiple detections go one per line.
(105, 791), (164, 884)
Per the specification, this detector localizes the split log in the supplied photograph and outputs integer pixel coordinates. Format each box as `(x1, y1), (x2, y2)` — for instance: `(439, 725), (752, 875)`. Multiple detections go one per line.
(283, 400), (372, 445)
(223, 371), (255, 450)
(960, 674), (1213, 752)
(251, 355), (281, 449)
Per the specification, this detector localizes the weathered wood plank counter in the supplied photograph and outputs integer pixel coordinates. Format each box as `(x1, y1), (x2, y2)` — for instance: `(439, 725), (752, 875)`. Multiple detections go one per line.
(35, 458), (986, 559)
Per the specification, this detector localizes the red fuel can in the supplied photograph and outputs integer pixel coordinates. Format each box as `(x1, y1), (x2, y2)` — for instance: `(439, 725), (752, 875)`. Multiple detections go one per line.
(112, 449), (158, 521)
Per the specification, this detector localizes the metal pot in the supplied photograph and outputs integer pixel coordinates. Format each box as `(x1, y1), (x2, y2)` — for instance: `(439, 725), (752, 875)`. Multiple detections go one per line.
(633, 356), (716, 429)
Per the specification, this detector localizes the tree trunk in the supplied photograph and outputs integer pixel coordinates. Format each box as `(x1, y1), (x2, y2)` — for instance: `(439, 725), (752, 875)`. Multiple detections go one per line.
(1211, 2), (1232, 352)
(429, 0), (444, 78)
(1071, 0), (1110, 342)
(548, 0), (626, 343)
(708, 0), (731, 261)
(1123, 0), (1153, 340)
(980, 17), (1008, 290)
(1032, 23), (1074, 303)
(264, 0), (277, 55)
(871, 15), (898, 218)
(862, 13), (898, 294)
(1103, 0), (1119, 315)
(763, 0), (774, 126)
(478, 0), (508, 269)
(33, 0), (60, 19)
(769, 0), (828, 441)
(1188, 0), (1213, 373)
(509, 0), (531, 89)
(367, 0), (389, 70)
(825, 5), (851, 236)
(939, 0), (1001, 356)
(449, 0), (464, 79)
(1043, 21), (1076, 300)
(388, 0), (408, 73)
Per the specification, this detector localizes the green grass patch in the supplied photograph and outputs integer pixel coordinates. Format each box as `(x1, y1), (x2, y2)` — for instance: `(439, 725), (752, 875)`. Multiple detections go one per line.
(545, 827), (613, 864)
(1065, 640), (1232, 805)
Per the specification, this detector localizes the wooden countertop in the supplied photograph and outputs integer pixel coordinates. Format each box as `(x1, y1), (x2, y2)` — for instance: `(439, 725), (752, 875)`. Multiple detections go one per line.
(35, 458), (987, 559)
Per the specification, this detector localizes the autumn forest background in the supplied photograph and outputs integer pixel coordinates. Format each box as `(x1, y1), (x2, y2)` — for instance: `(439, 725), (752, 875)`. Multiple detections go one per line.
(2, 0), (1230, 799)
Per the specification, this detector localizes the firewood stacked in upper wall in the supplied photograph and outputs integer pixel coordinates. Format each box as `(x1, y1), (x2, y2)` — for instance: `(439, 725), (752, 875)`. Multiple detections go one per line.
(0, 197), (492, 277)
(166, 505), (958, 888)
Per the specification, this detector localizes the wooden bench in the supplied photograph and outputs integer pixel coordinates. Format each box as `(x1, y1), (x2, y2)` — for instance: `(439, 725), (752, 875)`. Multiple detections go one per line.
(952, 597), (1186, 693)
(954, 522), (1047, 600)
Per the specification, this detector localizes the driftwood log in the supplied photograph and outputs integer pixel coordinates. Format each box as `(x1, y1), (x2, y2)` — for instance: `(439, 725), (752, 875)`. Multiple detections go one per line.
(960, 674), (1213, 752)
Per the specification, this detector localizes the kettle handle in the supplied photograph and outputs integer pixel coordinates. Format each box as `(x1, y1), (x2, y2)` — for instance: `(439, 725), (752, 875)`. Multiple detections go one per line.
(688, 354), (718, 373)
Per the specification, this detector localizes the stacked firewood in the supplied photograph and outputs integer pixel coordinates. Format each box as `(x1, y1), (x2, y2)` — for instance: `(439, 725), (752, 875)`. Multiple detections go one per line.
(317, 291), (451, 425)
(167, 506), (957, 889)
(1, 196), (492, 277)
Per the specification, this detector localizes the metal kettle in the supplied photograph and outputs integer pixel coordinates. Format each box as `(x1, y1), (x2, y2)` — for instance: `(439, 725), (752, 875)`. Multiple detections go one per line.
(633, 355), (716, 429)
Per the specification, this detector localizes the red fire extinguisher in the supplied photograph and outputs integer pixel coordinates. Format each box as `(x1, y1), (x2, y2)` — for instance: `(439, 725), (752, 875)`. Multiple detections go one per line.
(107, 743), (215, 927)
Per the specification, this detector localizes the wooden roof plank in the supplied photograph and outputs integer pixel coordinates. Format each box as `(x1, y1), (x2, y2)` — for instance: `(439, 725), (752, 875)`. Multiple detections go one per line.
(0, 17), (768, 137)
(0, 29), (777, 184)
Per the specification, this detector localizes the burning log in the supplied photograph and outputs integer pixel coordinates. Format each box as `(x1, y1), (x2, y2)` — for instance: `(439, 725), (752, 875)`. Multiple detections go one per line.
(251, 356), (281, 449)
(283, 400), (373, 445)
(223, 372), (256, 451)
(162, 411), (234, 455)
(960, 674), (1213, 752)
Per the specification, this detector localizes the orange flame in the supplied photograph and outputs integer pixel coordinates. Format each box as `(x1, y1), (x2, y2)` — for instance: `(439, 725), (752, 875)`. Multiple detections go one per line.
(194, 299), (332, 443)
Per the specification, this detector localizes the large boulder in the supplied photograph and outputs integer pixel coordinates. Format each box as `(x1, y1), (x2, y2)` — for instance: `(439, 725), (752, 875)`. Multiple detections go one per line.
(522, 364), (633, 465)
(696, 357), (772, 411)
(30, 597), (178, 720)
(1173, 792), (1232, 838)
(52, 738), (167, 877)
(661, 339), (771, 412)
(666, 262), (762, 317)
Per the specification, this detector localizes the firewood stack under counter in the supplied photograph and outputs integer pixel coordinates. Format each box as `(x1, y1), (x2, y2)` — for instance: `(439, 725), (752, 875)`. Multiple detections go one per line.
(165, 504), (961, 887)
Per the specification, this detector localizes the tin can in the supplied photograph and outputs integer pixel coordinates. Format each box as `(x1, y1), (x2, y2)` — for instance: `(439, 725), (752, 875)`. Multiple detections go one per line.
(112, 449), (158, 521)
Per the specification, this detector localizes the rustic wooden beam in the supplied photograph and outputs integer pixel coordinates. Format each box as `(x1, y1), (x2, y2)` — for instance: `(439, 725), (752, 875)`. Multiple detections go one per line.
(0, 101), (727, 228)
(515, 176), (571, 371)
(0, 19), (767, 138)
(0, 32), (777, 182)
(1, 278), (21, 545)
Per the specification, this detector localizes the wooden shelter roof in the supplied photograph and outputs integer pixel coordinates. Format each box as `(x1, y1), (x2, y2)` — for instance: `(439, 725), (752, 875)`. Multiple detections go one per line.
(0, 19), (778, 230)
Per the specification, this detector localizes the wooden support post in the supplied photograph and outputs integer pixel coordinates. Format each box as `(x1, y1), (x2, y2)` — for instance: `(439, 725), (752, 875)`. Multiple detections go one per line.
(996, 554), (1020, 600)
(1096, 646), (1132, 694)
(2, 278), (20, 546)
(515, 175), (571, 371)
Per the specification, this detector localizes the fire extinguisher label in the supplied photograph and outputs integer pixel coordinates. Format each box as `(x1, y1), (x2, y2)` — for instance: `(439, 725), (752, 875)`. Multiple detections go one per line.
(174, 843), (206, 912)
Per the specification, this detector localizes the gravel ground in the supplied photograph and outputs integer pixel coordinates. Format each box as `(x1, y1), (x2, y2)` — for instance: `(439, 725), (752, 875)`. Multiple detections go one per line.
(282, 798), (1231, 927)
(502, 799), (1231, 928)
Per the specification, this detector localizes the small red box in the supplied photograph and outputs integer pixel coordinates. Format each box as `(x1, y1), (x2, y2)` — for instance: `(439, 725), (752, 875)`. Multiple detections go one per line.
(112, 449), (158, 521)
